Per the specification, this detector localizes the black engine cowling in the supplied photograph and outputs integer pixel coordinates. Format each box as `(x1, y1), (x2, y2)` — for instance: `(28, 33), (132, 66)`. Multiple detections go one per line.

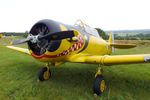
(28, 19), (62, 56)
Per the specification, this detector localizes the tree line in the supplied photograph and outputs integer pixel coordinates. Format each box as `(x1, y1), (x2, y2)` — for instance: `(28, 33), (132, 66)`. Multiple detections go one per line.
(2, 30), (150, 40)
(114, 33), (150, 40)
(2, 32), (27, 37)
(95, 28), (150, 40)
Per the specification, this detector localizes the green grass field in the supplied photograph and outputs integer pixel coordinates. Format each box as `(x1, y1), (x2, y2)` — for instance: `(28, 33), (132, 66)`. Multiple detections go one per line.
(0, 37), (150, 100)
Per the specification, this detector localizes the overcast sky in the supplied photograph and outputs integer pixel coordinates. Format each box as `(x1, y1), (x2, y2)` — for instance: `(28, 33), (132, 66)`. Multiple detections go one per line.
(0, 0), (150, 32)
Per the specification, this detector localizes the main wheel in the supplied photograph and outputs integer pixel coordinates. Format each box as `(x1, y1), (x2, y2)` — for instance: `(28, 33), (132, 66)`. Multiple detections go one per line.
(38, 67), (51, 81)
(93, 75), (106, 96)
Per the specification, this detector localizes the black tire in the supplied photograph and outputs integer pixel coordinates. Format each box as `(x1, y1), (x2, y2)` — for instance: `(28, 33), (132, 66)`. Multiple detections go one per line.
(38, 67), (51, 81)
(93, 75), (106, 96)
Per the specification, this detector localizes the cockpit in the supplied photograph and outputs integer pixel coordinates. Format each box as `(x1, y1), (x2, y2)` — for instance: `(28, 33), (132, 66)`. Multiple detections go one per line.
(74, 20), (100, 37)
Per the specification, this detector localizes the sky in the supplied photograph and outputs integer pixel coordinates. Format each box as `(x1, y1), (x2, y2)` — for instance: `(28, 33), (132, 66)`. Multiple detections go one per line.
(0, 0), (150, 32)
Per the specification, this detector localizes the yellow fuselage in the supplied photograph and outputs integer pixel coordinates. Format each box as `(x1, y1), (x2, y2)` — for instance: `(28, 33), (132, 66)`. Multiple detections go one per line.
(30, 33), (112, 62)
(28, 20), (112, 63)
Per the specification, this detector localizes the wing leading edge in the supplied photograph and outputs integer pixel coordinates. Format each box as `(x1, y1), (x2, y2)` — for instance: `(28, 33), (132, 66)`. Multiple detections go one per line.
(6, 46), (150, 65)
(68, 54), (150, 65)
(6, 46), (30, 55)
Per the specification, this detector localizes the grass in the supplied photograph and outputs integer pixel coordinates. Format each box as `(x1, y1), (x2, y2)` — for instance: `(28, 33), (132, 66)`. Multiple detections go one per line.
(0, 37), (150, 100)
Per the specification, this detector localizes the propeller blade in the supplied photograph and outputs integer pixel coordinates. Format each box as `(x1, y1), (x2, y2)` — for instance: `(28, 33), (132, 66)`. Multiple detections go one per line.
(12, 38), (30, 45)
(38, 30), (78, 41)
(12, 30), (78, 45)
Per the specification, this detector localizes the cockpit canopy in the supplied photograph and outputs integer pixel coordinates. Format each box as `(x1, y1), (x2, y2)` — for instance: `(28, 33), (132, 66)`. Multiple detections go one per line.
(74, 20), (100, 37)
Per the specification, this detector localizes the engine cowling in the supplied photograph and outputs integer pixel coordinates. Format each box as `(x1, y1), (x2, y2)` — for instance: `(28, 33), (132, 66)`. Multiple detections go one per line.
(28, 19), (62, 56)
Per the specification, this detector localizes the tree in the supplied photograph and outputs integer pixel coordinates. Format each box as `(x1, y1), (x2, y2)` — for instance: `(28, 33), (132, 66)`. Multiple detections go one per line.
(95, 28), (108, 39)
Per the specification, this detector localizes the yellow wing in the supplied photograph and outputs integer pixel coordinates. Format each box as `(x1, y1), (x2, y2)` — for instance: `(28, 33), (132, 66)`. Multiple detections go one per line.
(6, 46), (30, 55)
(6, 46), (150, 65)
(67, 54), (150, 65)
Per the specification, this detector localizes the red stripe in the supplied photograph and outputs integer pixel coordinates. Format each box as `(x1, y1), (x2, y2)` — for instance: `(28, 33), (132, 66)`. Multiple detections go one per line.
(31, 53), (58, 59)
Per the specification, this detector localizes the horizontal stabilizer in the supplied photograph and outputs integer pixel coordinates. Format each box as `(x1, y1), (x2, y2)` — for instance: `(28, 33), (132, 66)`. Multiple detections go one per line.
(110, 43), (136, 49)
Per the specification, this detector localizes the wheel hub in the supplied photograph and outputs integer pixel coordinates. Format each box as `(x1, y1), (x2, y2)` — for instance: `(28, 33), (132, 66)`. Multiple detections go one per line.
(100, 80), (106, 92)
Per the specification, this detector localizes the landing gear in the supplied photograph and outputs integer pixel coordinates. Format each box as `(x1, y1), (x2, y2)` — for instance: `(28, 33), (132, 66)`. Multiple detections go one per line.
(93, 66), (107, 96)
(38, 63), (51, 81)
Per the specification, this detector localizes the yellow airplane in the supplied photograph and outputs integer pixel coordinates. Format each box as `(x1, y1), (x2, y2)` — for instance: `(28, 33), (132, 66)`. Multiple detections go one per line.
(7, 19), (150, 96)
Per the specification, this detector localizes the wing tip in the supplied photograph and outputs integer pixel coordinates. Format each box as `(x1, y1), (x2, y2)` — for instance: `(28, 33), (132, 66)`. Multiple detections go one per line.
(144, 56), (150, 62)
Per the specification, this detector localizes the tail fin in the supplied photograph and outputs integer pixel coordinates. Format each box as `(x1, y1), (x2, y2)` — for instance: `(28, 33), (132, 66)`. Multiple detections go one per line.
(108, 32), (115, 52)
(108, 32), (136, 50)
(108, 32), (114, 44)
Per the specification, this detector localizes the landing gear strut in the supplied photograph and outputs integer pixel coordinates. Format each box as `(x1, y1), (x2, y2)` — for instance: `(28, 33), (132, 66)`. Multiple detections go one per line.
(38, 63), (51, 81)
(93, 65), (107, 96)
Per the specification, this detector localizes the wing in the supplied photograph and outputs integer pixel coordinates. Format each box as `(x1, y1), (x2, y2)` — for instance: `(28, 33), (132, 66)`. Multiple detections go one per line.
(67, 54), (150, 65)
(6, 46), (30, 55)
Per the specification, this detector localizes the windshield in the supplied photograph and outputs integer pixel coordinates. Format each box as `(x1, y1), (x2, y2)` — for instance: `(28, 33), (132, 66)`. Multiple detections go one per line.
(74, 20), (100, 37)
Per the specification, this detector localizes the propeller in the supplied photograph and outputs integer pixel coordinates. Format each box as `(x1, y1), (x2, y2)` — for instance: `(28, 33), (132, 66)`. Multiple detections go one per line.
(12, 30), (78, 45)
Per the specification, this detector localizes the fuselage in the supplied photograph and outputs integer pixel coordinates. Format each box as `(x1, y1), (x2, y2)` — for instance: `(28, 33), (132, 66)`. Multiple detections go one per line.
(27, 19), (112, 62)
